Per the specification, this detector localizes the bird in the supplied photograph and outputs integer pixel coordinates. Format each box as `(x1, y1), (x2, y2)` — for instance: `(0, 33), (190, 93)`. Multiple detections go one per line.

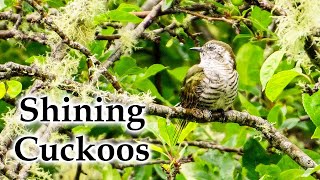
(174, 40), (239, 142)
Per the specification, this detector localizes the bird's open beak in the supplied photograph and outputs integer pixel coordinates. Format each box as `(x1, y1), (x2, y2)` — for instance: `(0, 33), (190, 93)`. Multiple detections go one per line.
(190, 47), (202, 52)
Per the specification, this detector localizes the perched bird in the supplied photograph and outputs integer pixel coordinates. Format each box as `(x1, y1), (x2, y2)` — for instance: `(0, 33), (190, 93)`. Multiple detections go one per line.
(175, 40), (239, 142)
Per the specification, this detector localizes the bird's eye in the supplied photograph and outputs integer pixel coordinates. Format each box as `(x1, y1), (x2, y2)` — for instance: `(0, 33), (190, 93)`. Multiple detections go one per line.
(209, 46), (215, 50)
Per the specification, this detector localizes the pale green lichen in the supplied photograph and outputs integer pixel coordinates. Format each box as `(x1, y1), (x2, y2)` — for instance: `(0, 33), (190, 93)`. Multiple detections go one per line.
(118, 28), (139, 54)
(1, 109), (26, 142)
(51, 0), (106, 45)
(49, 132), (70, 143)
(103, 91), (155, 105)
(35, 52), (80, 88)
(27, 163), (53, 180)
(274, 0), (320, 69)
(45, 31), (61, 47)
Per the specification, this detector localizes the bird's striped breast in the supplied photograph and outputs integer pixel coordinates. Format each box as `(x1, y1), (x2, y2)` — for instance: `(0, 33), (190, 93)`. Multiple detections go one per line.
(198, 66), (238, 110)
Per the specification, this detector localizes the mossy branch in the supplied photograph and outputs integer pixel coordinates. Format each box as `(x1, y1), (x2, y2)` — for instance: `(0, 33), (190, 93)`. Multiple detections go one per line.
(147, 104), (318, 172)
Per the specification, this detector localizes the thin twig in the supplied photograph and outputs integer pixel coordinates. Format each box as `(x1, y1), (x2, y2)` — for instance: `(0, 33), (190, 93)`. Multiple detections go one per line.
(131, 4), (218, 18)
(139, 138), (243, 155)
(100, 0), (164, 70)
(0, 30), (48, 45)
(112, 160), (169, 169)
(0, 62), (53, 80)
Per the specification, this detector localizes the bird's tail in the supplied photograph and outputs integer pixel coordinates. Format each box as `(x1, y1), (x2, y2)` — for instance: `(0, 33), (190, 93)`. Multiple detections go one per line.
(173, 119), (188, 145)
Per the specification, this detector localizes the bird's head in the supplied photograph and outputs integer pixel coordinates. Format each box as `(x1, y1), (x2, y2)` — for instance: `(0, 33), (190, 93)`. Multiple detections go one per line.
(190, 40), (236, 68)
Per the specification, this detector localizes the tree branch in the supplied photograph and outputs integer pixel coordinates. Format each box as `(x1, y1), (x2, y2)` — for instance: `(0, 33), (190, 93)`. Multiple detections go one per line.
(0, 29), (48, 45)
(0, 11), (41, 23)
(176, 8), (236, 25)
(131, 4), (218, 18)
(0, 62), (53, 80)
(112, 160), (169, 170)
(146, 104), (318, 171)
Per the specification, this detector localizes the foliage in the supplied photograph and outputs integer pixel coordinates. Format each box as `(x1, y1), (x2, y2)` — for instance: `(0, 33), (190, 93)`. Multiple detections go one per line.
(0, 0), (320, 179)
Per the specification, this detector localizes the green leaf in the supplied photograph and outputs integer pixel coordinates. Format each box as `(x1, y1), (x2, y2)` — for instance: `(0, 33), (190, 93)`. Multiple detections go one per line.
(168, 66), (189, 82)
(149, 144), (165, 154)
(311, 127), (320, 139)
(256, 164), (281, 180)
(125, 67), (144, 75)
(0, 101), (13, 117)
(174, 13), (185, 24)
(166, 38), (174, 47)
(134, 165), (153, 179)
(94, 10), (142, 24)
(302, 165), (320, 177)
(198, 150), (241, 179)
(158, 117), (175, 147)
(134, 79), (167, 103)
(46, 0), (65, 8)
(117, 3), (141, 12)
(162, 0), (173, 11)
(0, 0), (6, 9)
(279, 169), (314, 180)
(89, 41), (107, 57)
(140, 64), (166, 80)
(277, 155), (300, 171)
(280, 118), (300, 130)
(243, 138), (281, 179)
(265, 70), (301, 102)
(114, 56), (137, 76)
(72, 125), (92, 134)
(154, 165), (167, 179)
(303, 91), (320, 127)
(25, 55), (46, 64)
(238, 93), (260, 116)
(178, 122), (197, 143)
(100, 27), (115, 36)
(249, 6), (272, 30)
(0, 82), (5, 99)
(180, 162), (212, 179)
(236, 43), (264, 87)
(267, 105), (283, 127)
(6, 80), (22, 98)
(4, 0), (15, 7)
(260, 51), (285, 90)
(99, 164), (121, 180)
(233, 34), (252, 43)
(231, 0), (243, 6)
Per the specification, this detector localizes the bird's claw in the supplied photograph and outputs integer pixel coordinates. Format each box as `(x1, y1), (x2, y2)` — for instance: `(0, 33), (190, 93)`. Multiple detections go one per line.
(217, 109), (226, 122)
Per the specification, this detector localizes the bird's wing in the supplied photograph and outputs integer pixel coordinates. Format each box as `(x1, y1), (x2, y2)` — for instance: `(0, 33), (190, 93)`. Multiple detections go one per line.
(174, 65), (205, 144)
(180, 64), (205, 108)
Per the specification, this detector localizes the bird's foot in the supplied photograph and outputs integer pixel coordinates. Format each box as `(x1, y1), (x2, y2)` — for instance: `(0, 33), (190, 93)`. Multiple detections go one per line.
(217, 109), (226, 122)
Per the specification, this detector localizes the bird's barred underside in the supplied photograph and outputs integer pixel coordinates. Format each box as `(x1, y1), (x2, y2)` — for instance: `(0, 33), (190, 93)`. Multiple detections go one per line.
(199, 69), (238, 110)
(174, 40), (239, 144)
